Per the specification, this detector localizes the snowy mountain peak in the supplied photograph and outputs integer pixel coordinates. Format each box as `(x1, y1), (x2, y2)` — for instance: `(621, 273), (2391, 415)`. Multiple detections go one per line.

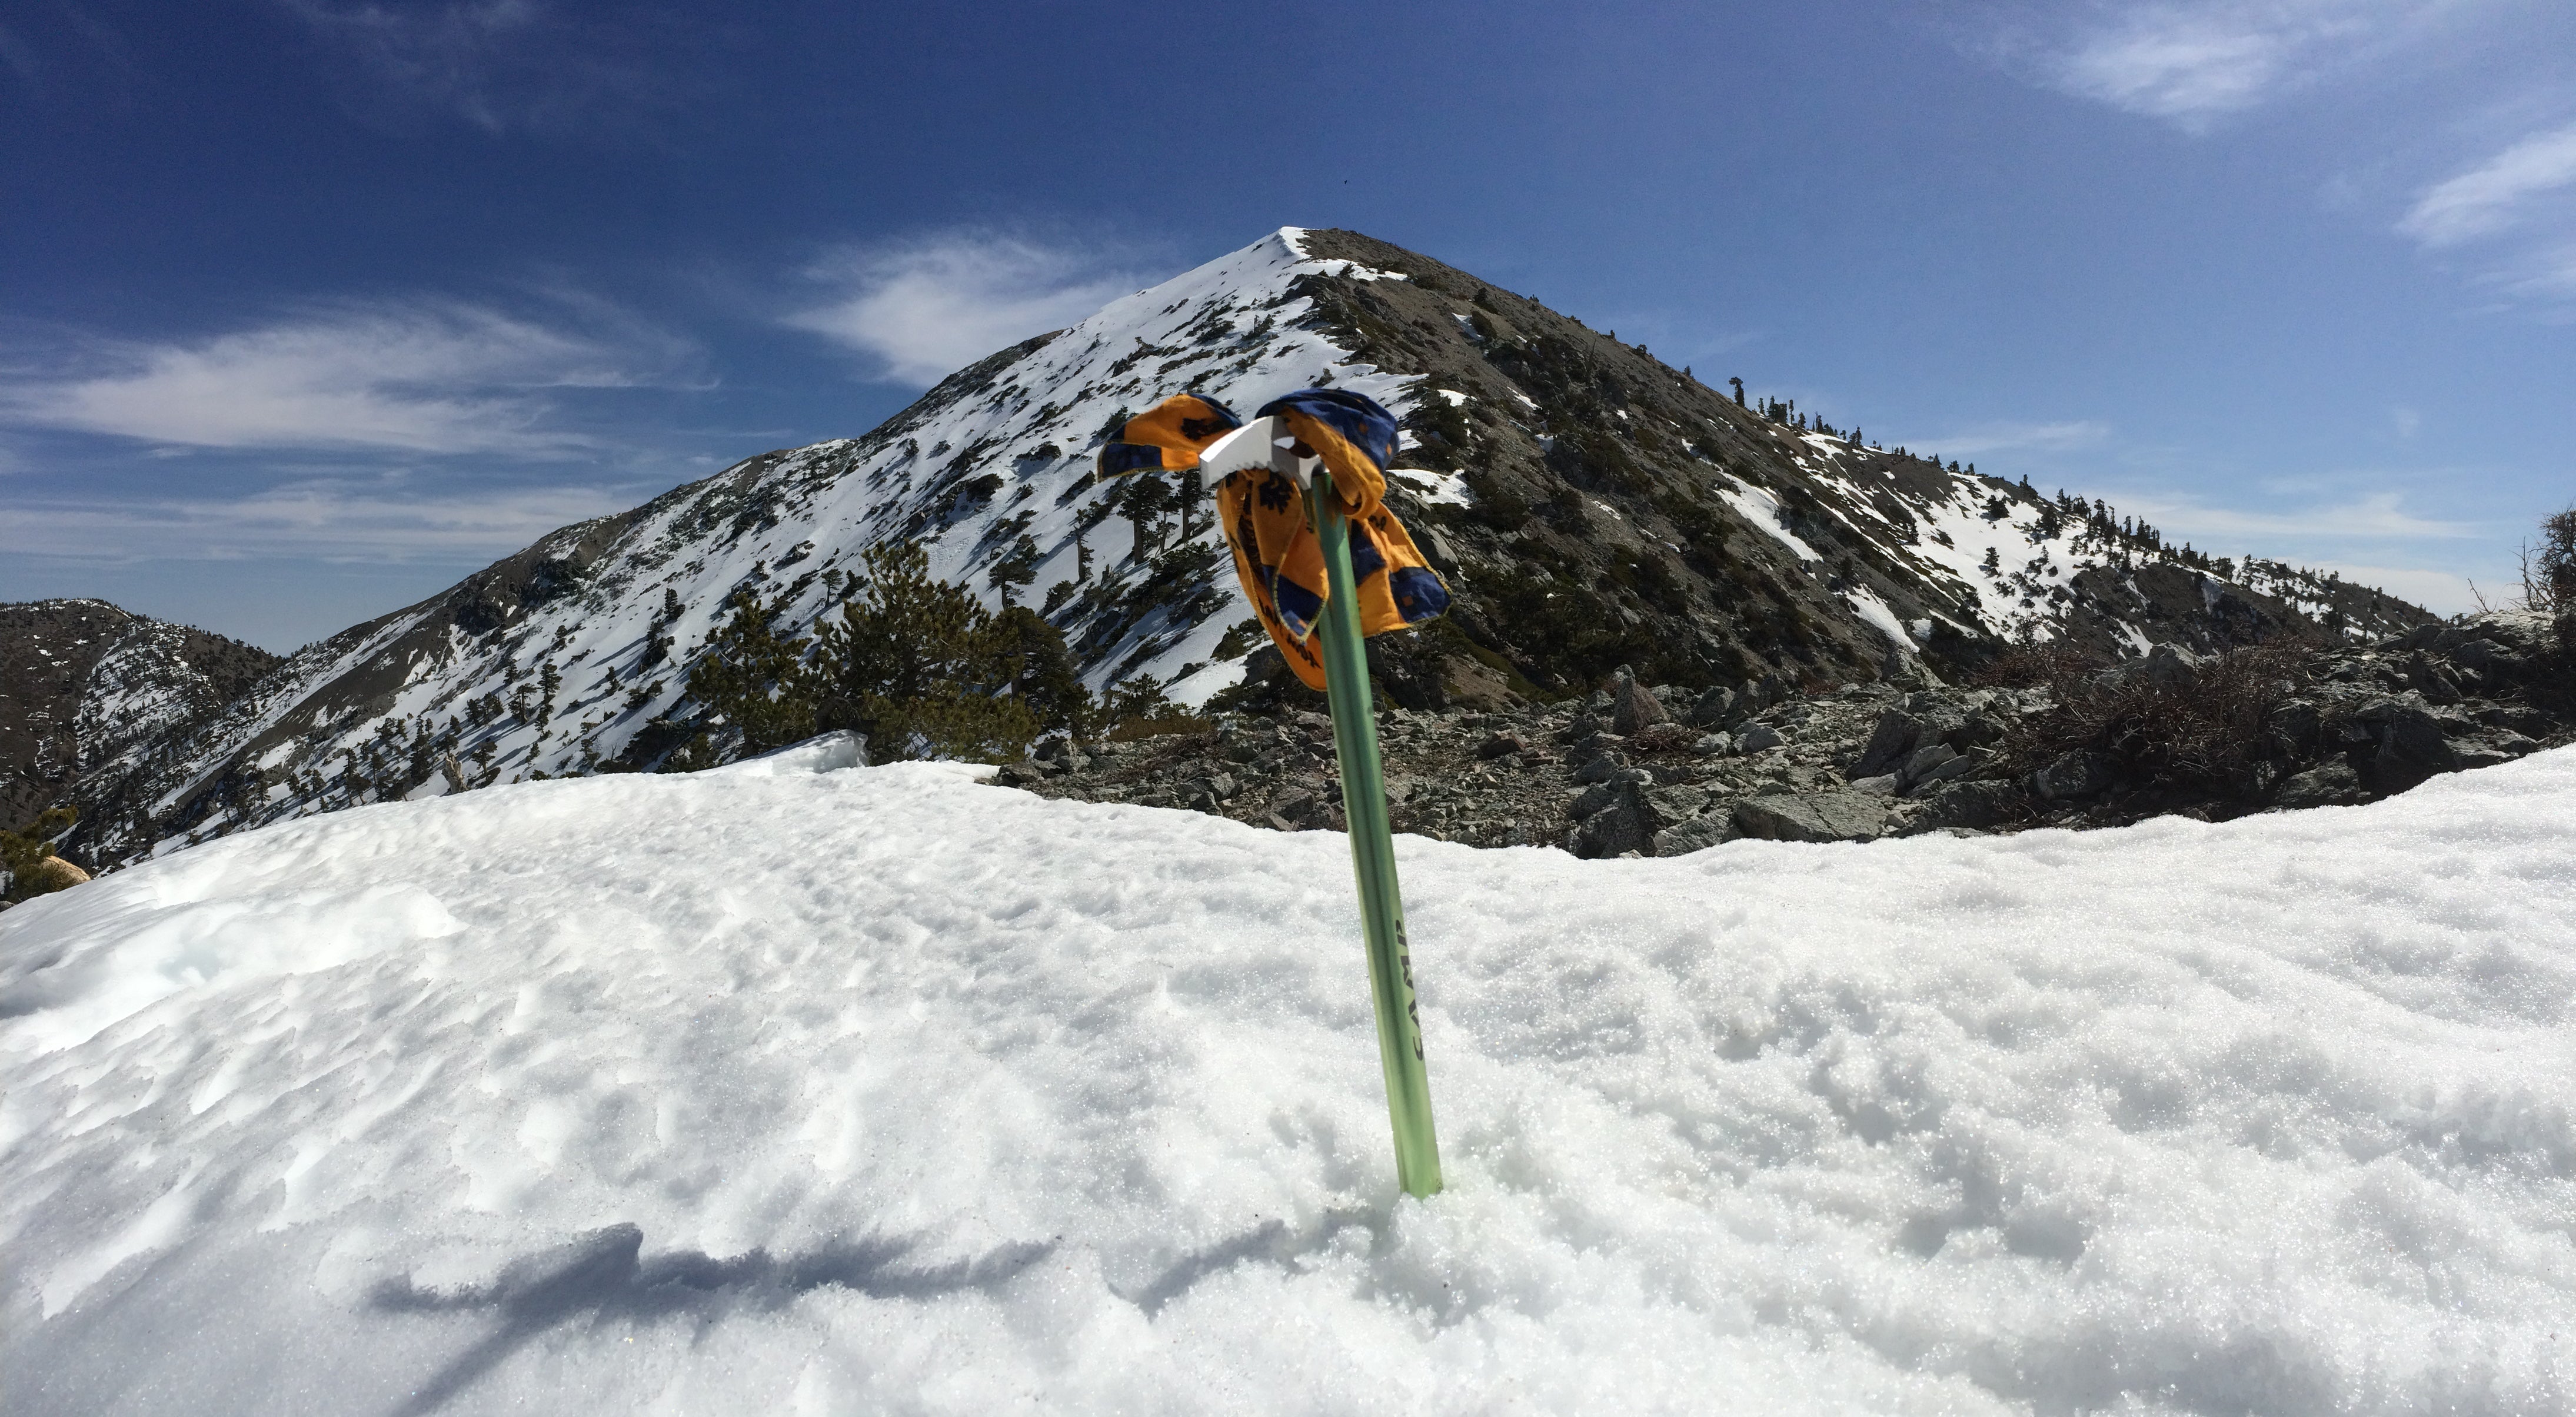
(55, 229), (2437, 867)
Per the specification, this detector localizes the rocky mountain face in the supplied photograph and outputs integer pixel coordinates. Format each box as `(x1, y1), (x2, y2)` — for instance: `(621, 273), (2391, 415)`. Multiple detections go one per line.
(0, 600), (280, 833)
(1006, 614), (2571, 857)
(55, 227), (2438, 870)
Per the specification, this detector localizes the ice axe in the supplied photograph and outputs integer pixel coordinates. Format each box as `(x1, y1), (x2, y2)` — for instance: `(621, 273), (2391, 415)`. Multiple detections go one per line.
(1194, 415), (1443, 1199)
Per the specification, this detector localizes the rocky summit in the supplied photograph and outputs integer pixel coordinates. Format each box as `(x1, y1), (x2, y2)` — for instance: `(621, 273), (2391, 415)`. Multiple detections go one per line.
(999, 613), (2571, 857)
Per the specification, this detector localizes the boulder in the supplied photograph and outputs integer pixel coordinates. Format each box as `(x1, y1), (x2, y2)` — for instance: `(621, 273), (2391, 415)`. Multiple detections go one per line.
(1476, 730), (1526, 760)
(1689, 686), (1739, 727)
(2031, 751), (2111, 803)
(1647, 784), (1713, 821)
(1570, 779), (1665, 858)
(1692, 733), (1733, 757)
(2451, 733), (2538, 769)
(1652, 814), (1736, 857)
(1852, 710), (1920, 779)
(1610, 670), (1670, 736)
(2274, 760), (2366, 809)
(1736, 724), (1785, 753)
(1848, 773), (1899, 797)
(2347, 693), (2457, 787)
(1572, 751), (1629, 784)
(1732, 792), (1888, 843)
(1920, 780), (2021, 829)
(1898, 742), (1960, 789)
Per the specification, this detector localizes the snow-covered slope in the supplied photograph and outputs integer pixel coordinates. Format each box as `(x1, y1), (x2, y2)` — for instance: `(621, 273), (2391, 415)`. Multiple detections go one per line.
(68, 230), (1423, 863)
(66, 227), (2437, 868)
(5, 741), (2569, 1415)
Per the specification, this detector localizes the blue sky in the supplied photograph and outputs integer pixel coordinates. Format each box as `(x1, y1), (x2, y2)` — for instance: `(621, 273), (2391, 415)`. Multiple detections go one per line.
(4, 1), (2570, 649)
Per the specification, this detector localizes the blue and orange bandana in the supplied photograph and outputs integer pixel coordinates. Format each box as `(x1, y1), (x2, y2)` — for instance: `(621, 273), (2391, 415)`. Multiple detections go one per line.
(1097, 390), (1451, 690)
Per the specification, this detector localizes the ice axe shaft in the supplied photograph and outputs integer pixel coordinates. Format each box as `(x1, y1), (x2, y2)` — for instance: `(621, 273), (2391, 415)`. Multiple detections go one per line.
(1297, 457), (1443, 1199)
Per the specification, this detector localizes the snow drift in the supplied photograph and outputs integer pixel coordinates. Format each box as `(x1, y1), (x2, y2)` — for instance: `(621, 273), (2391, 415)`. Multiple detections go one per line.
(3, 743), (2572, 1415)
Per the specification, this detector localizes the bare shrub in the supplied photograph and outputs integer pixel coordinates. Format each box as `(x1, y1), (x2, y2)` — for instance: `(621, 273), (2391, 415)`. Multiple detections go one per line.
(2517, 506), (2576, 619)
(2001, 643), (2315, 800)
(1965, 640), (2111, 689)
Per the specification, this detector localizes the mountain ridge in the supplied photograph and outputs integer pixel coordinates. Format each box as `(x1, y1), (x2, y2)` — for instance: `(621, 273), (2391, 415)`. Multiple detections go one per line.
(39, 227), (2437, 869)
(0, 599), (281, 833)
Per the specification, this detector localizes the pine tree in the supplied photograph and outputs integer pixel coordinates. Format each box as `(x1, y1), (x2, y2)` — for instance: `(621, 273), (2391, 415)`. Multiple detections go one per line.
(685, 589), (817, 755)
(808, 541), (1047, 761)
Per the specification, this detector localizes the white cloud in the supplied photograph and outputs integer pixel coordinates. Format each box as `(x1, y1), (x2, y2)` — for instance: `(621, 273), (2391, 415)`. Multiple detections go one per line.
(1910, 420), (2110, 457)
(2497, 245), (2576, 304)
(0, 474), (643, 564)
(1, 299), (694, 455)
(278, 0), (680, 137)
(2308, 561), (2482, 614)
(2398, 121), (2576, 248)
(1995, 1), (2453, 129)
(2122, 488), (2482, 543)
(787, 234), (1151, 387)
(2105, 490), (2498, 613)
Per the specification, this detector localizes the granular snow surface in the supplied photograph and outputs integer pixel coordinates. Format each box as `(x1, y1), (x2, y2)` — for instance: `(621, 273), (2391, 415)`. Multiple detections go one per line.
(4, 739), (2572, 1415)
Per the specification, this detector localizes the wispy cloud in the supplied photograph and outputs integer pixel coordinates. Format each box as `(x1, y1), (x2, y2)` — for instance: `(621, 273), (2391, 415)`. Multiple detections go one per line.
(786, 233), (1153, 387)
(1986, 1), (2455, 130)
(2398, 122), (2576, 247)
(0, 473), (644, 564)
(1910, 419), (2110, 458)
(2311, 561), (2481, 613)
(2115, 488), (2497, 612)
(2119, 488), (2483, 542)
(2495, 246), (2576, 305)
(1, 297), (698, 455)
(276, 0), (696, 137)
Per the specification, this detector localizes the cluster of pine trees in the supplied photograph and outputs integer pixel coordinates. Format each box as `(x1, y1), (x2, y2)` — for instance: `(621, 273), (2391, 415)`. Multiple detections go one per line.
(684, 540), (1149, 765)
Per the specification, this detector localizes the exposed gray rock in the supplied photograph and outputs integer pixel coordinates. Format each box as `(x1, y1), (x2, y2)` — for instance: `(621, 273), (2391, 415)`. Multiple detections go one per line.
(1732, 792), (1888, 843)
(1647, 784), (1713, 821)
(1570, 779), (1664, 858)
(1689, 686), (1738, 727)
(1572, 752), (1629, 784)
(1899, 742), (1961, 788)
(1853, 710), (1919, 779)
(1919, 780), (2021, 829)
(1007, 604), (2565, 859)
(1652, 814), (1736, 857)
(2347, 694), (2457, 783)
(2031, 751), (2111, 803)
(2274, 760), (2365, 809)
(1610, 670), (1670, 736)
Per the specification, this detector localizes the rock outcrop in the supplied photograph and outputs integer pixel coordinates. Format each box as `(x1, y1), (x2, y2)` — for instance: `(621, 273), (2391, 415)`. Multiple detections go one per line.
(1001, 612), (2571, 856)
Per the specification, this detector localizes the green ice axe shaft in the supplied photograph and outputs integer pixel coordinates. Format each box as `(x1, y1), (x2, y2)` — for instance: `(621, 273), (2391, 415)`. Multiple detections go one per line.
(1303, 474), (1443, 1199)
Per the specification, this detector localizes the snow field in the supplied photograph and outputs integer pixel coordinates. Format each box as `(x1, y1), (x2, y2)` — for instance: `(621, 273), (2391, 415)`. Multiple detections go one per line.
(4, 740), (2573, 1414)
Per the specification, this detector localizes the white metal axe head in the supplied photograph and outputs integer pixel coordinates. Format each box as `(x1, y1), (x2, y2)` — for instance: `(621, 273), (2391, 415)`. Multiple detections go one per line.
(1192, 414), (1317, 497)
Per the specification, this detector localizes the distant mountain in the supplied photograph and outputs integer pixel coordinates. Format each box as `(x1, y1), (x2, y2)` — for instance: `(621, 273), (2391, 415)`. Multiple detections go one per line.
(0, 600), (280, 833)
(56, 228), (2435, 869)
